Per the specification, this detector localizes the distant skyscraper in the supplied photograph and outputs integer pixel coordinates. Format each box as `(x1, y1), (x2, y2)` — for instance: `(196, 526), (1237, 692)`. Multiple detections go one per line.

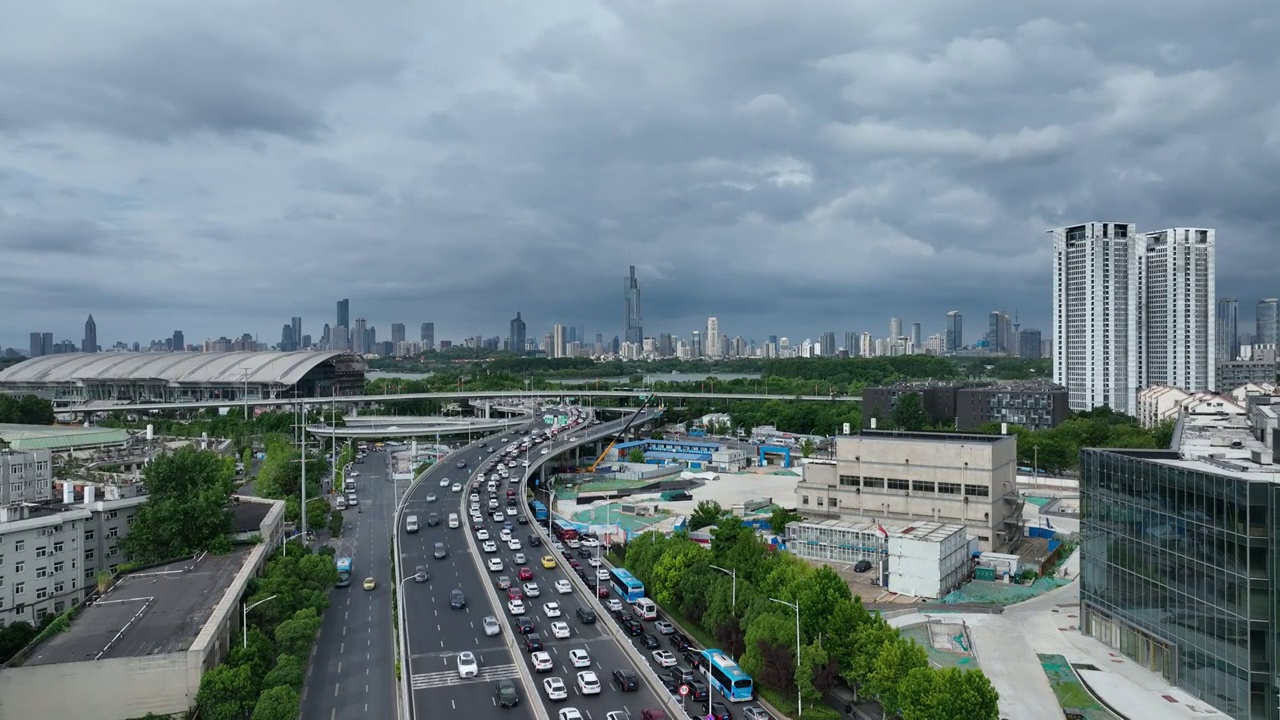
(508, 313), (526, 354)
(843, 331), (857, 356)
(552, 324), (566, 358)
(1216, 299), (1239, 363)
(819, 331), (836, 356)
(945, 311), (962, 353)
(1018, 329), (1042, 359)
(336, 299), (350, 350)
(352, 318), (368, 354)
(391, 323), (406, 346)
(889, 317), (902, 341)
(623, 265), (643, 344)
(691, 331), (702, 359)
(280, 324), (295, 351)
(1140, 228), (1215, 392)
(1051, 222), (1139, 414)
(658, 333), (674, 357)
(909, 323), (921, 349)
(28, 332), (43, 358)
(1257, 298), (1278, 346)
(171, 330), (184, 352)
(987, 311), (1012, 353)
(336, 299), (349, 329)
(291, 317), (302, 350)
(421, 322), (435, 350)
(706, 317), (720, 358)
(81, 315), (97, 353)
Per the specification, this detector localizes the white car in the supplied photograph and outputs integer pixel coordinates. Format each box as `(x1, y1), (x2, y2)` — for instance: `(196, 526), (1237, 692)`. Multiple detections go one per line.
(476, 529), (490, 541)
(587, 558), (601, 567)
(555, 579), (573, 594)
(651, 650), (677, 667)
(580, 537), (599, 548)
(506, 506), (518, 516)
(482, 541), (498, 553)
(531, 651), (554, 672)
(523, 582), (541, 597)
(566, 539), (581, 549)
(551, 621), (571, 639)
(487, 557), (504, 572)
(596, 569), (610, 581)
(521, 460), (530, 467)
(540, 448), (549, 455)
(500, 529), (512, 541)
(559, 709), (584, 720)
(457, 650), (478, 678)
(488, 499), (499, 510)
(492, 512), (504, 522)
(568, 437), (578, 442)
(543, 676), (568, 701)
(483, 616), (502, 636)
(576, 671), (601, 695)
(543, 602), (562, 618)
(470, 493), (479, 503)
(508, 599), (526, 615)
(440, 478), (450, 487)
(514, 552), (527, 564)
(451, 483), (462, 493)
(568, 649), (591, 668)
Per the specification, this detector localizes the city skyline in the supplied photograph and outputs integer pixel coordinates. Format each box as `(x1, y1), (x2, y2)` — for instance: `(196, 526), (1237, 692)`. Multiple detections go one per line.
(3, 4), (1278, 351)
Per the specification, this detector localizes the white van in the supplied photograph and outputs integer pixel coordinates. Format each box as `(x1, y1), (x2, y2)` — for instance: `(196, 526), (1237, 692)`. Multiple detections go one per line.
(405, 515), (420, 533)
(335, 496), (347, 510)
(447, 513), (460, 529)
(634, 597), (658, 621)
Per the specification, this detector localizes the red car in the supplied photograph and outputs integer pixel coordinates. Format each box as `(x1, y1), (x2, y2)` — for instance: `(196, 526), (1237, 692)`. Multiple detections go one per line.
(518, 566), (535, 581)
(507, 587), (524, 601)
(596, 585), (610, 598)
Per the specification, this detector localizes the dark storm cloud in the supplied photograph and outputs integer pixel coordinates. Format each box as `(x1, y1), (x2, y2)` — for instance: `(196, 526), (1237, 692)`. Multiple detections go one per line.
(1, 0), (1278, 348)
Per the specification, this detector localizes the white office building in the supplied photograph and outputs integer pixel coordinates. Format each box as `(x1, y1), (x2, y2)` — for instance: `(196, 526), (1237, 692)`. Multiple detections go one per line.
(706, 317), (720, 359)
(1139, 228), (1216, 393)
(1051, 222), (1140, 415)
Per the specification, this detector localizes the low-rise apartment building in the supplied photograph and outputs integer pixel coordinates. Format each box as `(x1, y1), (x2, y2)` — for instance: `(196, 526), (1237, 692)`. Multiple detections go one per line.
(862, 382), (1069, 432)
(1136, 386), (1245, 429)
(795, 430), (1022, 551)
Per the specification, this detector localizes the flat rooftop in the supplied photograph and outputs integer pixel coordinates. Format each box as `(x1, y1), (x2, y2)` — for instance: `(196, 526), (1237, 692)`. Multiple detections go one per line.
(858, 429), (1011, 444)
(24, 547), (251, 666)
(789, 517), (966, 541)
(1135, 411), (1280, 482)
(231, 499), (271, 532)
(0, 423), (132, 451)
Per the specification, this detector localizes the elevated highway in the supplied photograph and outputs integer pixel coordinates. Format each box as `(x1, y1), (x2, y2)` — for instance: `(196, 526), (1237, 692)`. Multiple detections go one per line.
(65, 389), (861, 415)
(306, 415), (527, 438)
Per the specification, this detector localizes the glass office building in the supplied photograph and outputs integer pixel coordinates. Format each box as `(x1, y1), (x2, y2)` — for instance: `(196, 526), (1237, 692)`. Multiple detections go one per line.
(1080, 448), (1279, 719)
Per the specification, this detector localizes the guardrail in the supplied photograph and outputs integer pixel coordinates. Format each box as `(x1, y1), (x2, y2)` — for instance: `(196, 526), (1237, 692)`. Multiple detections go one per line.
(518, 414), (687, 719)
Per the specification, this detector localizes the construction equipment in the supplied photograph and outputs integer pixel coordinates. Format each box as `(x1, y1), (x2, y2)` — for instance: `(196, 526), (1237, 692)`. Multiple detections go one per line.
(586, 395), (656, 472)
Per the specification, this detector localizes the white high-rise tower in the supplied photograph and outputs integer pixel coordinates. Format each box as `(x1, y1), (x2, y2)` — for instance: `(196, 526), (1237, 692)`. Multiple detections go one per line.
(706, 317), (720, 358)
(1051, 222), (1140, 415)
(1139, 228), (1215, 392)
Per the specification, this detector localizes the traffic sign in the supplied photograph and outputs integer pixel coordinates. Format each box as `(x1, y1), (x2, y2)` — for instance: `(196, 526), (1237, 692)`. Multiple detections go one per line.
(678, 684), (690, 697)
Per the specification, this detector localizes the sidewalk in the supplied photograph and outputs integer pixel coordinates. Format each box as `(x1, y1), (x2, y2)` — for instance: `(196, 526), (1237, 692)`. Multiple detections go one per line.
(887, 554), (1230, 720)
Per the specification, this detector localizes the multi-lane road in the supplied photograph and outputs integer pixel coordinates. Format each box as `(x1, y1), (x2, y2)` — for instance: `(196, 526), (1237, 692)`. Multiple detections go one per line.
(300, 448), (396, 720)
(399, 410), (678, 720)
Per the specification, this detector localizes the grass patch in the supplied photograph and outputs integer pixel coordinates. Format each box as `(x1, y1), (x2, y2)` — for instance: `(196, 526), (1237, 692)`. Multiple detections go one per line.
(759, 687), (839, 720)
(1037, 653), (1120, 720)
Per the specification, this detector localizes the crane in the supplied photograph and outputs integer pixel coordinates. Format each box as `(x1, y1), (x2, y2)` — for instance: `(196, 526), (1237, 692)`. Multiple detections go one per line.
(586, 394), (656, 472)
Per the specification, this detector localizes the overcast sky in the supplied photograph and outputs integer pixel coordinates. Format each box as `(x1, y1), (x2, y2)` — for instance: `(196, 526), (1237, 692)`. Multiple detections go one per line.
(2, 1), (1277, 350)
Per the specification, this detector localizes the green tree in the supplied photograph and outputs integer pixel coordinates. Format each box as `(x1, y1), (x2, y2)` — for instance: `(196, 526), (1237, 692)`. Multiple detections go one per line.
(0, 621), (37, 663)
(796, 641), (837, 707)
(740, 612), (797, 691)
(798, 438), (815, 458)
(889, 392), (929, 431)
(121, 446), (236, 563)
(688, 500), (728, 531)
(262, 653), (306, 691)
(769, 507), (803, 535)
(824, 597), (871, 679)
(865, 637), (929, 715)
(250, 685), (300, 720)
(649, 540), (706, 606)
(796, 566), (852, 642)
(628, 448), (647, 463)
(899, 666), (1001, 720)
(227, 627), (273, 679)
(845, 614), (897, 690)
(274, 607), (322, 658)
(0, 395), (56, 424)
(196, 663), (259, 720)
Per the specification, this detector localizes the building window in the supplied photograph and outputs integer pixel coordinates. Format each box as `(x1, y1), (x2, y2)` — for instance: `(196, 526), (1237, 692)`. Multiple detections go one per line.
(838, 475), (859, 487)
(54, 601), (64, 614)
(35, 588), (47, 600)
(13, 583), (24, 595)
(106, 510), (118, 520)
(886, 479), (909, 491)
(964, 485), (990, 497)
(816, 497), (824, 506)
(107, 548), (119, 558)
(126, 516), (136, 526)
(937, 482), (961, 495)
(85, 549), (94, 561)
(52, 541), (63, 553)
(911, 481), (935, 493)
(862, 478), (885, 489)
(801, 495), (810, 505)
(84, 530), (94, 542)
(14, 541), (23, 552)
(53, 561), (64, 574)
(85, 569), (95, 581)
(106, 528), (119, 539)
(36, 567), (47, 579)
(14, 561), (24, 574)
(35, 546), (47, 558)
(109, 564), (119, 573)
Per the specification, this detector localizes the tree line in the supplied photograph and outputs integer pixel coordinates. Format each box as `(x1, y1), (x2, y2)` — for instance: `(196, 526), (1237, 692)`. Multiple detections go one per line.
(0, 394), (55, 425)
(615, 518), (1000, 720)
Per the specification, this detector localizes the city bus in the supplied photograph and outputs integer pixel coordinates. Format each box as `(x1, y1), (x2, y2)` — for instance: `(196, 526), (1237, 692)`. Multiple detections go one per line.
(336, 557), (353, 588)
(700, 649), (754, 702)
(529, 500), (549, 522)
(609, 568), (645, 603)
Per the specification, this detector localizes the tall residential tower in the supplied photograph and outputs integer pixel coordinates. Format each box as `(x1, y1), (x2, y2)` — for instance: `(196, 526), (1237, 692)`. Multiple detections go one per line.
(623, 265), (643, 344)
(1139, 228), (1215, 392)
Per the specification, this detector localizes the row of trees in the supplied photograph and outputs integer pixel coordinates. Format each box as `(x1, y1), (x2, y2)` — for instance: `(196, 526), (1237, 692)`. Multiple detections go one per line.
(970, 407), (1175, 473)
(195, 547), (339, 719)
(253, 436), (333, 529)
(615, 518), (999, 720)
(0, 394), (55, 425)
(100, 408), (343, 458)
(121, 447), (238, 563)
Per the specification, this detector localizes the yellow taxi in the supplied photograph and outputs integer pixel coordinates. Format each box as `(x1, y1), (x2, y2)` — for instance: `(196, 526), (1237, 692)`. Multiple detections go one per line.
(362, 577), (377, 591)
(540, 555), (558, 569)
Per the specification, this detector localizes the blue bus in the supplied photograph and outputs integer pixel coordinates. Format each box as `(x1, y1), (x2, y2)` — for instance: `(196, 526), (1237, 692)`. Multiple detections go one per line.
(609, 568), (645, 603)
(700, 649), (754, 702)
(335, 557), (353, 587)
(529, 500), (549, 522)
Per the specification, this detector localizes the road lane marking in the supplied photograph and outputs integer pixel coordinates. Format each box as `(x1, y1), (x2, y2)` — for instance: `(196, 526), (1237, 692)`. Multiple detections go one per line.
(333, 683), (339, 697)
(337, 661), (342, 673)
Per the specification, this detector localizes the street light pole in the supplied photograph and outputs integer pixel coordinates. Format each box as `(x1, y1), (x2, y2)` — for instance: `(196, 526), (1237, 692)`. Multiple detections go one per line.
(710, 565), (737, 615)
(243, 594), (279, 648)
(769, 597), (802, 717)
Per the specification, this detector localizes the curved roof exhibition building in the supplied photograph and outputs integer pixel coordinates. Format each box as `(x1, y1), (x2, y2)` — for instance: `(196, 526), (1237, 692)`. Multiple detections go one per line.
(0, 351), (367, 404)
